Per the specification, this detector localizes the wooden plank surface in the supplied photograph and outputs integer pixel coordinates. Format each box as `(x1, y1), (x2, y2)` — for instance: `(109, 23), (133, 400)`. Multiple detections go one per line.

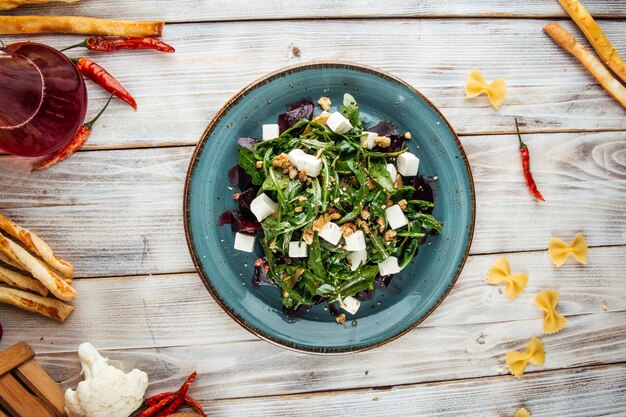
(0, 343), (33, 377)
(0, 373), (55, 417)
(0, 244), (623, 355)
(14, 359), (66, 417)
(197, 365), (626, 417)
(5, 0), (626, 21)
(1, 18), (625, 151)
(29, 310), (625, 400)
(1, 130), (624, 277)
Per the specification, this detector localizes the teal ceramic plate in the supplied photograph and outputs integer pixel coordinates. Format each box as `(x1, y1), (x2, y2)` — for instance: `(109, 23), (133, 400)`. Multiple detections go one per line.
(184, 61), (475, 354)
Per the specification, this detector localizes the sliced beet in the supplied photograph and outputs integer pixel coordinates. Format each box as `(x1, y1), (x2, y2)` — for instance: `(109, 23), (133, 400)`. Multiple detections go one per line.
(231, 211), (262, 234)
(217, 210), (233, 226)
(388, 133), (408, 152)
(412, 174), (435, 211)
(237, 187), (257, 215)
(252, 257), (274, 287)
(367, 121), (394, 137)
(237, 137), (258, 149)
(278, 98), (314, 133)
(355, 289), (375, 301)
(375, 274), (394, 288)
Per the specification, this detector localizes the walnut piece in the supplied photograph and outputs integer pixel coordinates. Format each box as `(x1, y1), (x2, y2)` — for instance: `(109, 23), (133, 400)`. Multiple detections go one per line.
(397, 199), (408, 210)
(335, 313), (346, 325)
(340, 222), (357, 237)
(302, 229), (314, 244)
(272, 153), (290, 168)
(360, 209), (371, 220)
(318, 96), (332, 111)
(375, 136), (391, 148)
(383, 229), (397, 242)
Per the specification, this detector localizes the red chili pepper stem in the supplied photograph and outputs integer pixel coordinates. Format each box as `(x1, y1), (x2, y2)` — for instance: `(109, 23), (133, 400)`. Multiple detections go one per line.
(514, 118), (526, 150)
(85, 94), (114, 130)
(60, 40), (87, 52)
(514, 118), (545, 202)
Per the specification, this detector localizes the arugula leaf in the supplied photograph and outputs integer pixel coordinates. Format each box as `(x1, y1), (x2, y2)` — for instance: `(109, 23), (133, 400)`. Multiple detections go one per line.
(368, 157), (395, 193)
(417, 213), (443, 233)
(237, 147), (264, 185)
(308, 236), (325, 279)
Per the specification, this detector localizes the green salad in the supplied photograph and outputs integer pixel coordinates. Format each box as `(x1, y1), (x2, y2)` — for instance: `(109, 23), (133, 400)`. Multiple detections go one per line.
(230, 93), (442, 318)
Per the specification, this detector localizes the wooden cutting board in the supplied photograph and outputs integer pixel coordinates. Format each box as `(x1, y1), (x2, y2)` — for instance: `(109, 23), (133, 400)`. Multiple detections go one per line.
(0, 342), (65, 417)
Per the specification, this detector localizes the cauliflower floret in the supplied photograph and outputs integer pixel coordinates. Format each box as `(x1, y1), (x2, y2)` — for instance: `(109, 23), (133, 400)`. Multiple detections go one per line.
(65, 343), (148, 417)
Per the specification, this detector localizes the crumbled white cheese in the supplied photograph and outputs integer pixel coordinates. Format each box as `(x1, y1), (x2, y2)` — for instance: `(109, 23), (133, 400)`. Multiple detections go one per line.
(262, 124), (280, 140)
(302, 154), (323, 177)
(234, 232), (256, 252)
(360, 131), (378, 149)
(340, 296), (361, 315)
(250, 193), (276, 221)
(397, 152), (419, 176)
(378, 256), (401, 276)
(318, 222), (342, 245)
(287, 148), (306, 166)
(288, 241), (308, 258)
(327, 112), (353, 134)
(347, 249), (367, 271)
(386, 163), (397, 180)
(344, 230), (366, 251)
(385, 204), (408, 230)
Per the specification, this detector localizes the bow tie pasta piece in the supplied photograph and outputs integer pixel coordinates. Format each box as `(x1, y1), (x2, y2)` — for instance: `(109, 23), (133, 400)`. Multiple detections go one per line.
(486, 257), (528, 300)
(548, 233), (588, 267)
(516, 408), (531, 417)
(535, 289), (568, 334)
(506, 336), (545, 379)
(465, 69), (507, 109)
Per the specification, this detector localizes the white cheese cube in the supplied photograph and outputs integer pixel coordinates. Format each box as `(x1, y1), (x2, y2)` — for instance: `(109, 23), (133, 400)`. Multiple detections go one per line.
(386, 163), (397, 180)
(302, 154), (323, 177)
(288, 241), (308, 258)
(378, 256), (401, 276)
(234, 232), (256, 253)
(327, 112), (353, 134)
(262, 124), (280, 140)
(250, 193), (276, 222)
(340, 296), (361, 315)
(344, 230), (366, 252)
(287, 148), (306, 167)
(347, 249), (367, 271)
(396, 152), (420, 176)
(318, 222), (342, 245)
(360, 131), (378, 149)
(385, 204), (408, 230)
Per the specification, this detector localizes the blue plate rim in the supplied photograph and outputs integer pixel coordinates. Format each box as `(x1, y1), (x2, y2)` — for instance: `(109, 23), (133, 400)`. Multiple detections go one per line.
(183, 60), (476, 355)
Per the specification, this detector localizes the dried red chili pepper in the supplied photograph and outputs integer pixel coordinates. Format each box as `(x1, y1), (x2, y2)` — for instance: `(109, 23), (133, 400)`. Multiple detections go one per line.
(153, 371), (197, 417)
(136, 393), (177, 417)
(515, 118), (545, 202)
(63, 36), (175, 53)
(183, 396), (207, 417)
(32, 95), (113, 171)
(146, 393), (206, 416)
(73, 57), (137, 110)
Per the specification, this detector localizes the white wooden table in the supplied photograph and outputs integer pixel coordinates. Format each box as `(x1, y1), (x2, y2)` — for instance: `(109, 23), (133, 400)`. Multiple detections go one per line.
(1, 2), (626, 415)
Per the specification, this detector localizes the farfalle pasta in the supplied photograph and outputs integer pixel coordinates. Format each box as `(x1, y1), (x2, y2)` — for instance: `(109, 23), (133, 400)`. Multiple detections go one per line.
(516, 408), (531, 417)
(506, 336), (545, 379)
(465, 69), (507, 109)
(548, 233), (588, 267)
(535, 289), (568, 334)
(486, 257), (528, 300)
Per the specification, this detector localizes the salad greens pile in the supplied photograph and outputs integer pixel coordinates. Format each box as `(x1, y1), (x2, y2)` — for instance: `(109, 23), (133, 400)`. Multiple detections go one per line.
(234, 94), (442, 312)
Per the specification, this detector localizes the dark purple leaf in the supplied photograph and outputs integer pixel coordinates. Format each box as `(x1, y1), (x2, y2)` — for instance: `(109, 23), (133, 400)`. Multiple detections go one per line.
(217, 210), (233, 226)
(227, 165), (239, 188)
(278, 98), (314, 133)
(355, 289), (375, 301)
(367, 121), (394, 137)
(228, 164), (253, 190)
(412, 174), (434, 210)
(375, 274), (394, 288)
(237, 187), (257, 215)
(231, 211), (263, 234)
(311, 295), (330, 305)
(237, 137), (258, 149)
(252, 257), (275, 287)
(387, 133), (408, 152)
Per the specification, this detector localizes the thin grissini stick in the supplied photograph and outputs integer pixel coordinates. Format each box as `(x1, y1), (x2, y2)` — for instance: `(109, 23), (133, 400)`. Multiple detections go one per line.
(0, 264), (49, 296)
(0, 286), (74, 321)
(544, 22), (626, 109)
(0, 0), (78, 10)
(0, 250), (25, 270)
(557, 0), (626, 84)
(0, 16), (164, 37)
(0, 233), (76, 301)
(0, 214), (74, 278)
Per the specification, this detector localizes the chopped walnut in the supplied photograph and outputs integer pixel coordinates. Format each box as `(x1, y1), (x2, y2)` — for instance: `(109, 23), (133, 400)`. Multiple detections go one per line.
(281, 289), (289, 298)
(398, 199), (408, 210)
(356, 218), (370, 233)
(284, 257), (292, 265)
(295, 206), (303, 213)
(318, 96), (332, 111)
(360, 209), (370, 220)
(297, 195), (308, 202)
(404, 132), (412, 139)
(375, 136), (391, 148)
(306, 178), (312, 186)
(335, 313), (346, 325)
(394, 174), (404, 189)
(340, 222), (357, 237)
(328, 207), (342, 220)
(272, 153), (290, 168)
(367, 177), (376, 190)
(302, 229), (314, 245)
(376, 217), (386, 233)
(288, 167), (298, 179)
(298, 171), (308, 182)
(312, 215), (330, 232)
(329, 176), (336, 183)
(385, 199), (394, 208)
(383, 229), (397, 242)
(268, 238), (277, 250)
(255, 160), (263, 169)
(232, 193), (240, 200)
(316, 148), (324, 158)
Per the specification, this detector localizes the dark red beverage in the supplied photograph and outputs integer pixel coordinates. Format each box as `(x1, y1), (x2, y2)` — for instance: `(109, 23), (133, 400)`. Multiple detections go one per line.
(0, 42), (87, 157)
